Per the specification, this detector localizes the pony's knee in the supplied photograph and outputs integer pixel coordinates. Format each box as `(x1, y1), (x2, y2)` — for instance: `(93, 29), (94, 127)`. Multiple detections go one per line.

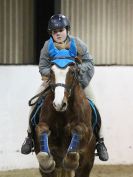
(72, 124), (88, 139)
(36, 122), (50, 135)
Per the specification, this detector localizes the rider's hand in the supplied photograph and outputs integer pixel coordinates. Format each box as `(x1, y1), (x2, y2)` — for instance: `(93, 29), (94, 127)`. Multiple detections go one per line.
(41, 75), (49, 82)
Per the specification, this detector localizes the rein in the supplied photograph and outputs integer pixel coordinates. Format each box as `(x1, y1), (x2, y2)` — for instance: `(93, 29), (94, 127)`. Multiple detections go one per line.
(28, 85), (51, 106)
(29, 63), (79, 106)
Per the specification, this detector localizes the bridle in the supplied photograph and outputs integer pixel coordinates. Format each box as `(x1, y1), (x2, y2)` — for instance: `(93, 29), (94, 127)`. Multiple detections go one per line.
(50, 64), (79, 97)
(28, 64), (79, 106)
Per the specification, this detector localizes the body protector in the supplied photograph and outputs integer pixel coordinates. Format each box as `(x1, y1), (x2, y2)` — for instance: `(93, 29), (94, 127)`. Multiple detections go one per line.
(48, 37), (77, 68)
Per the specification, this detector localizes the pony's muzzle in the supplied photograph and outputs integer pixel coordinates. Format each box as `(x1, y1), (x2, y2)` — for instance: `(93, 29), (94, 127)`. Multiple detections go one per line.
(53, 99), (68, 112)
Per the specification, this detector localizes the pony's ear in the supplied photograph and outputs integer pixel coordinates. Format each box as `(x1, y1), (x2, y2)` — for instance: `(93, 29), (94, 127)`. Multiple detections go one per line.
(48, 37), (58, 58)
(75, 56), (82, 64)
(69, 38), (77, 57)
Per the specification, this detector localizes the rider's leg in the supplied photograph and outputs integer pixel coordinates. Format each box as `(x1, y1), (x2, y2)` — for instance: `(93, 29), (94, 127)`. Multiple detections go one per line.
(96, 121), (109, 161)
(21, 105), (35, 154)
(84, 83), (109, 161)
(21, 81), (47, 155)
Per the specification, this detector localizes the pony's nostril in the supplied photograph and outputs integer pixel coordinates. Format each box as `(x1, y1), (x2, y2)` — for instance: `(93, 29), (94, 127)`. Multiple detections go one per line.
(62, 102), (67, 109)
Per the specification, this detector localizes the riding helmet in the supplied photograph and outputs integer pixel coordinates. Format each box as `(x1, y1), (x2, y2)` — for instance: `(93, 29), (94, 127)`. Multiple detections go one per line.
(48, 14), (71, 33)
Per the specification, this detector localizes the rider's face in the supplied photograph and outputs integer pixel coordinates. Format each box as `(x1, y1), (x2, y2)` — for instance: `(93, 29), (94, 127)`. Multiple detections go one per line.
(52, 28), (67, 43)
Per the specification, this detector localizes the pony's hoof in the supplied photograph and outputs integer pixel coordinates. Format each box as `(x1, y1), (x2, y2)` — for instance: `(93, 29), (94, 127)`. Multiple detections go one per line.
(37, 152), (55, 173)
(63, 152), (79, 170)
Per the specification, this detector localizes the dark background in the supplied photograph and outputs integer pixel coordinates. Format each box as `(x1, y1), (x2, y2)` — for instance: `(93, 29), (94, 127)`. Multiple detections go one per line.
(34, 0), (55, 63)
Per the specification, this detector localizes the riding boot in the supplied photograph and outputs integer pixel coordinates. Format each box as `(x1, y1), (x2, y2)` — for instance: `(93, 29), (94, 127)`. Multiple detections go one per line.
(92, 104), (109, 161)
(96, 137), (109, 161)
(21, 132), (34, 155)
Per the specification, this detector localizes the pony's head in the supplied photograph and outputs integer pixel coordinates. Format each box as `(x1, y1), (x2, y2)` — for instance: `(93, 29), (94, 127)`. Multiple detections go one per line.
(50, 61), (80, 112)
(48, 37), (81, 112)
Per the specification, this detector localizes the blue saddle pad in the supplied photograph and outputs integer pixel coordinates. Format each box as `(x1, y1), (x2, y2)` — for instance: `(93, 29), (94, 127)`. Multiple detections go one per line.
(88, 99), (98, 130)
(30, 97), (44, 126)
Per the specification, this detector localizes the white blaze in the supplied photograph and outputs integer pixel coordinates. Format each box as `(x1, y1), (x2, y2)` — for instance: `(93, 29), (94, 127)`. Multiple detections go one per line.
(52, 65), (69, 110)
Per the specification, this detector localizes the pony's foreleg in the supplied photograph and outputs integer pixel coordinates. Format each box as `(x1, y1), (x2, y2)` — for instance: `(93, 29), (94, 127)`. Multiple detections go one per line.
(63, 123), (91, 170)
(63, 132), (80, 170)
(36, 123), (55, 173)
(67, 132), (80, 152)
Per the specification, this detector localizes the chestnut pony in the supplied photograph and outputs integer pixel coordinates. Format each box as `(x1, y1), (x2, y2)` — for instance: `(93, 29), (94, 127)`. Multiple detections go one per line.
(33, 38), (98, 177)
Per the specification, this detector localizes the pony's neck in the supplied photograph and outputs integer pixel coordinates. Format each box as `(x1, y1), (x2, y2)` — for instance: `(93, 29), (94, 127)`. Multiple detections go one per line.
(71, 83), (86, 103)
